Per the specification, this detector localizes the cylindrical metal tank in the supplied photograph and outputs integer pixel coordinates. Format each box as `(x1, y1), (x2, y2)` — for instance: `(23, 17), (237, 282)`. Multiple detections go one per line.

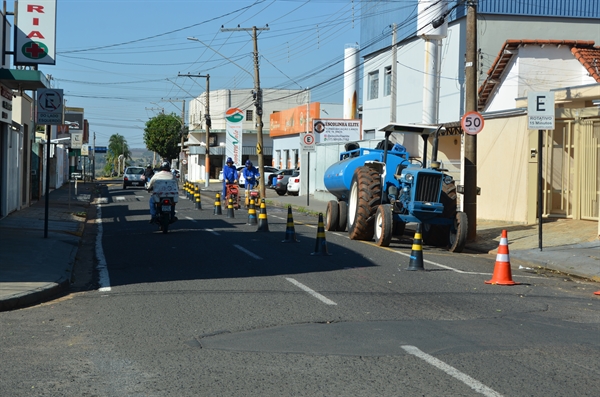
(323, 152), (382, 200)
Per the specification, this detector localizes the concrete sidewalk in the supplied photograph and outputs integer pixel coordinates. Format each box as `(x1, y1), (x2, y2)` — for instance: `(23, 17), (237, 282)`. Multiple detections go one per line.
(1, 179), (598, 312)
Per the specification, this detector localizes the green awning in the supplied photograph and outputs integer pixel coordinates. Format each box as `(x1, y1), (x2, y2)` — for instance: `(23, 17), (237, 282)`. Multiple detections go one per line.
(0, 69), (49, 90)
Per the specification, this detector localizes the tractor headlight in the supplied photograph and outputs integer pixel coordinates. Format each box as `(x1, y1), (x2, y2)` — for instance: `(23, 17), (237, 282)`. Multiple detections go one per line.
(443, 175), (453, 184)
(404, 173), (414, 183)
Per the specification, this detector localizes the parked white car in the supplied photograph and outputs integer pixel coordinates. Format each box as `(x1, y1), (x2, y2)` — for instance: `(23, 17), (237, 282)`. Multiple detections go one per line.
(286, 173), (300, 196)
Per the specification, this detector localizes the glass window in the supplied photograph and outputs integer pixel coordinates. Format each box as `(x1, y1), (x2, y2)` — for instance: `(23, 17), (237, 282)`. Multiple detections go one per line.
(384, 66), (392, 96)
(368, 70), (379, 100)
(245, 109), (253, 121)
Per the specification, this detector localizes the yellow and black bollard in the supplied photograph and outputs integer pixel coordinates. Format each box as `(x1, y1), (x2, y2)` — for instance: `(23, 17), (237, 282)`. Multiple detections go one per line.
(214, 193), (222, 215)
(256, 199), (269, 232)
(311, 213), (330, 255)
(406, 223), (425, 271)
(226, 194), (235, 218)
(282, 206), (299, 243)
(247, 198), (257, 225)
(194, 186), (202, 210)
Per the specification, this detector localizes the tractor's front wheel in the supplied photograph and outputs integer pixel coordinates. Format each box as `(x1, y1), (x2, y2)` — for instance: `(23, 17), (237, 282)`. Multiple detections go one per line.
(448, 211), (468, 252)
(374, 204), (393, 247)
(325, 200), (339, 231)
(348, 166), (381, 241)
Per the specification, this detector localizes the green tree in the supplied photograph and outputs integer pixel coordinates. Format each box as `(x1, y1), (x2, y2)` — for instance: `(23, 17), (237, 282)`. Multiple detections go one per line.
(105, 133), (132, 176)
(143, 113), (184, 162)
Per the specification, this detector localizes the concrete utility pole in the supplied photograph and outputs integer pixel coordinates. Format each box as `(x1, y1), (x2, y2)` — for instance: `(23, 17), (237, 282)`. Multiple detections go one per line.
(220, 25), (270, 199)
(179, 73), (211, 187)
(390, 23), (397, 123)
(464, 1), (478, 241)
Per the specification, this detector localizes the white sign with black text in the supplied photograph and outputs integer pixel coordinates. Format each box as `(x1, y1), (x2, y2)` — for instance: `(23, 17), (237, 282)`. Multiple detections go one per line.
(528, 91), (555, 130)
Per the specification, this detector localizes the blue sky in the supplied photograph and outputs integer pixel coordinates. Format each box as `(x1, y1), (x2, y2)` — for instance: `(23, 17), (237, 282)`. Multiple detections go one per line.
(38, 0), (365, 148)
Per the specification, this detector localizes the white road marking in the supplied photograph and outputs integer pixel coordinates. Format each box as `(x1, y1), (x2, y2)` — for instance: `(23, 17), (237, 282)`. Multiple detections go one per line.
(204, 228), (220, 236)
(95, 205), (111, 292)
(285, 277), (337, 306)
(392, 250), (543, 279)
(185, 216), (197, 223)
(234, 244), (262, 259)
(401, 345), (503, 397)
(115, 196), (125, 201)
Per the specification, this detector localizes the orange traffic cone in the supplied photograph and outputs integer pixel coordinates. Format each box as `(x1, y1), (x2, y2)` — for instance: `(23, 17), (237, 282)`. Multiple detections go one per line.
(282, 206), (299, 243)
(213, 193), (222, 215)
(485, 230), (520, 285)
(594, 291), (600, 296)
(311, 213), (330, 255)
(406, 223), (425, 271)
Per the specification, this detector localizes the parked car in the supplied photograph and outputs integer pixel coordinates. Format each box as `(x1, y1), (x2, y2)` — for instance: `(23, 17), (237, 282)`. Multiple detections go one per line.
(287, 173), (300, 196)
(219, 165), (280, 187)
(219, 166), (245, 184)
(122, 166), (145, 189)
(274, 169), (298, 196)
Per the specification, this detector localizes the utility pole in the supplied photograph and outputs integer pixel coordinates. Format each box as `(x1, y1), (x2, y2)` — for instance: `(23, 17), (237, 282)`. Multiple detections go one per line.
(179, 73), (211, 187)
(464, 1), (478, 241)
(220, 25), (269, 199)
(390, 23), (397, 123)
(180, 99), (186, 179)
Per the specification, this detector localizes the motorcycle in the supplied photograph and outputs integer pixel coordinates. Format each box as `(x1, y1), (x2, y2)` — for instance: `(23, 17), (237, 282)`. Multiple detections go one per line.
(148, 179), (179, 233)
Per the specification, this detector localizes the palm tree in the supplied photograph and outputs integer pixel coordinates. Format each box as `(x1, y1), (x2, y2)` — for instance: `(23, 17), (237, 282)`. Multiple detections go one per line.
(106, 134), (132, 175)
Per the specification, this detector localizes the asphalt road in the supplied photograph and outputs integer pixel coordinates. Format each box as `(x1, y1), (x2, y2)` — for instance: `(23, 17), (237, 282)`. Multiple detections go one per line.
(0, 182), (598, 397)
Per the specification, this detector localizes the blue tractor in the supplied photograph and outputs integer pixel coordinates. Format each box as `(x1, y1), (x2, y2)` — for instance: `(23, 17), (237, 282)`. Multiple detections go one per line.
(323, 123), (468, 252)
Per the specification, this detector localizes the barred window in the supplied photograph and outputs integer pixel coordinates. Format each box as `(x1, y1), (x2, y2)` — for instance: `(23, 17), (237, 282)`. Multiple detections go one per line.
(368, 71), (379, 100)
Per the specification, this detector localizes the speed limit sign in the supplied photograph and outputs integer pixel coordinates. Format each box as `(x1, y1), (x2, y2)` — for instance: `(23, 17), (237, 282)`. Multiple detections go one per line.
(461, 111), (484, 135)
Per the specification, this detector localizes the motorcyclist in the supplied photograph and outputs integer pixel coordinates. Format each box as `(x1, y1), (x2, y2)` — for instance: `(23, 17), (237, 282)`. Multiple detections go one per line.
(222, 157), (238, 202)
(147, 161), (178, 223)
(242, 159), (260, 196)
(143, 164), (154, 186)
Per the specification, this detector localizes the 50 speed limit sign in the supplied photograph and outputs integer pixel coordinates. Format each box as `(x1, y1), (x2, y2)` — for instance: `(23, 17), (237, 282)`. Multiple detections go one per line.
(461, 111), (484, 135)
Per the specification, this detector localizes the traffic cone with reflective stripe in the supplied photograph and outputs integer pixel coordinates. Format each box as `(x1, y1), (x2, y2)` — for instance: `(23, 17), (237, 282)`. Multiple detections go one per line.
(406, 223), (425, 271)
(594, 291), (600, 296)
(311, 213), (330, 255)
(213, 193), (222, 215)
(226, 195), (235, 218)
(247, 198), (257, 225)
(282, 206), (299, 243)
(485, 230), (520, 285)
(256, 199), (269, 232)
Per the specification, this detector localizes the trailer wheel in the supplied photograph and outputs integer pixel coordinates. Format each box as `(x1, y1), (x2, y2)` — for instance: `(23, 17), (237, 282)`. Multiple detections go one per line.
(325, 200), (339, 231)
(348, 166), (381, 241)
(374, 204), (393, 247)
(338, 201), (348, 232)
(448, 211), (468, 253)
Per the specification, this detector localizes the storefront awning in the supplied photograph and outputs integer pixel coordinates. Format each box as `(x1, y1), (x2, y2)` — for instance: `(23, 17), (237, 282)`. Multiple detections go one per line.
(0, 69), (49, 90)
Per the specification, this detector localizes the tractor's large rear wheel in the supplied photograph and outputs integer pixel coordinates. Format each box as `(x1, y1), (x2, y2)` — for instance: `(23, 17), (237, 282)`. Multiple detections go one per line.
(348, 166), (381, 241)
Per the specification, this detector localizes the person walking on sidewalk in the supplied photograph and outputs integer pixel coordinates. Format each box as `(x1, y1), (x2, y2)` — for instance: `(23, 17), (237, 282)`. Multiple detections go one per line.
(222, 157), (238, 202)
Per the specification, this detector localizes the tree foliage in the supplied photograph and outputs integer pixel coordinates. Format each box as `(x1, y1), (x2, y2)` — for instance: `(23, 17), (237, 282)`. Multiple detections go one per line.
(143, 113), (184, 162)
(105, 134), (131, 176)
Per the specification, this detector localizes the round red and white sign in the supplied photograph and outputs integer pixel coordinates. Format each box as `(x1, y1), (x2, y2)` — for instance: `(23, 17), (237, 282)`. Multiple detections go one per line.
(461, 111), (484, 135)
(303, 133), (315, 145)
